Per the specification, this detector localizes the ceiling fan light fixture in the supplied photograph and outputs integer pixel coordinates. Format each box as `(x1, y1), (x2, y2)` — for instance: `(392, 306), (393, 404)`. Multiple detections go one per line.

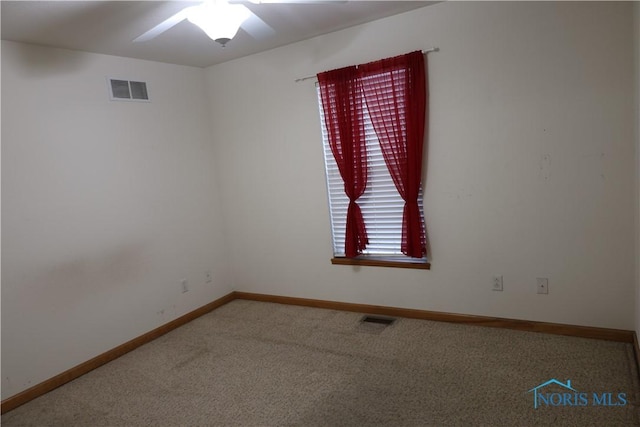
(187, 1), (251, 46)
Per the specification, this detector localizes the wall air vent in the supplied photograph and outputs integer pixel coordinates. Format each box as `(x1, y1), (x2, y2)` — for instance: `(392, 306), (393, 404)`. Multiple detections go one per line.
(108, 78), (149, 102)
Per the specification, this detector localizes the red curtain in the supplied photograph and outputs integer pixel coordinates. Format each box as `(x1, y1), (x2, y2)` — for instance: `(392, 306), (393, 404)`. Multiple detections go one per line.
(318, 66), (369, 257)
(359, 51), (427, 258)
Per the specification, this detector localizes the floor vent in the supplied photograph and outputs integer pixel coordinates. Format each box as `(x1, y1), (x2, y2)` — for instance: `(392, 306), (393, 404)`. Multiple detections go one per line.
(360, 315), (396, 326)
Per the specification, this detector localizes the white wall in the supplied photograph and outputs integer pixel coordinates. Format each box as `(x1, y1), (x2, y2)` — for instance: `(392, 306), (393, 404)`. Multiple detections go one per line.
(206, 2), (636, 329)
(1, 41), (232, 399)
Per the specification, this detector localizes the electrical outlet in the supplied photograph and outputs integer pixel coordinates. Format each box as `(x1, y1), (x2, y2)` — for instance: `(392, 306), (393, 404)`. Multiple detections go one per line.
(537, 278), (548, 294)
(492, 275), (503, 291)
(181, 279), (189, 293)
(205, 271), (212, 283)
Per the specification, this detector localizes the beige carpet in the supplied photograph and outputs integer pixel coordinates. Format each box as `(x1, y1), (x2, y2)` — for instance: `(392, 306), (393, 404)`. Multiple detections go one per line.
(3, 299), (639, 426)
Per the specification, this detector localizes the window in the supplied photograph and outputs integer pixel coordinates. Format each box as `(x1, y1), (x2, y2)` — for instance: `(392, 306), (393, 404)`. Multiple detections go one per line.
(319, 92), (426, 264)
(316, 51), (429, 269)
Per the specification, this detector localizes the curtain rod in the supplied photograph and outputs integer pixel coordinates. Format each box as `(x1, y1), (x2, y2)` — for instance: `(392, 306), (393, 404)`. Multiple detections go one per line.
(294, 47), (439, 83)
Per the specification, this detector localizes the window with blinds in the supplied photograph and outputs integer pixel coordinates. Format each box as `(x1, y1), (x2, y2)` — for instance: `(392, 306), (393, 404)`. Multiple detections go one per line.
(317, 86), (426, 260)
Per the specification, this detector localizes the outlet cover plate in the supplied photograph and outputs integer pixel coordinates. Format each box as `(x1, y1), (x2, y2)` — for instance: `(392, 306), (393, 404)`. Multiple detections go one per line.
(537, 278), (548, 294)
(492, 275), (503, 291)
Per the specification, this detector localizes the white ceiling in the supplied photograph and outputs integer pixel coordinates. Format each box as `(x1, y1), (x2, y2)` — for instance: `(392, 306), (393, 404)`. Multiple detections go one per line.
(1, 1), (434, 68)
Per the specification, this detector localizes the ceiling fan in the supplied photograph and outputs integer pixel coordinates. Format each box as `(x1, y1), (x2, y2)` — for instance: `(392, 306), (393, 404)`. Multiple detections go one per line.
(134, 0), (346, 47)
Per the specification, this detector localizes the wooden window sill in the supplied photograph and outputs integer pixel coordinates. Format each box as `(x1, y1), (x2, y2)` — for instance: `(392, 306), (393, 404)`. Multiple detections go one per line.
(331, 257), (430, 270)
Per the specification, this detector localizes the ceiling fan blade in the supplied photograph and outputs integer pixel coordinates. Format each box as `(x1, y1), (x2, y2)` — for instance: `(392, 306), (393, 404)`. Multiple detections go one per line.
(241, 12), (276, 39)
(133, 7), (192, 43)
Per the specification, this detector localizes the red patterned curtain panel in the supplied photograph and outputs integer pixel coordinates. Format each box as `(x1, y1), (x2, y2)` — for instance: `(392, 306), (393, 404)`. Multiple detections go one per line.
(318, 66), (369, 257)
(359, 51), (427, 258)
